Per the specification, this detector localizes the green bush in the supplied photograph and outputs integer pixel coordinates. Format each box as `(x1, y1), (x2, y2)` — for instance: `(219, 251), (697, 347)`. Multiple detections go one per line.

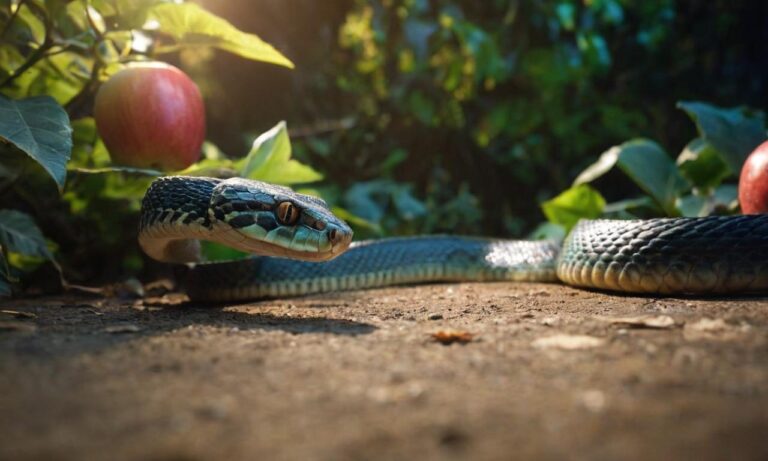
(0, 0), (307, 295)
(540, 101), (767, 237)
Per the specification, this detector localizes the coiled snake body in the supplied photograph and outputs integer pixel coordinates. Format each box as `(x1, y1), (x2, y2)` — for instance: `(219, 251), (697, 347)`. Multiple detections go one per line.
(139, 176), (768, 302)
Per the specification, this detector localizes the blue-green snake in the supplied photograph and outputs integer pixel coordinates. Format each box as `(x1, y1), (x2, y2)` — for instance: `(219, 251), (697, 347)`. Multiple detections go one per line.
(139, 176), (768, 302)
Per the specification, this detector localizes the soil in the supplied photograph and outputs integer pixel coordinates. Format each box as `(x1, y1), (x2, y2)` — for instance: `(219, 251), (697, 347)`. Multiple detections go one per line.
(1, 282), (767, 460)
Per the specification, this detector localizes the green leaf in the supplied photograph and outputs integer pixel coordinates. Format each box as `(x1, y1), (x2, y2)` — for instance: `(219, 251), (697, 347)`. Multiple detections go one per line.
(603, 196), (660, 218)
(528, 222), (566, 241)
(614, 139), (688, 215)
(676, 138), (730, 190)
(0, 209), (53, 261)
(0, 95), (73, 191)
(676, 194), (707, 218)
(145, 3), (294, 68)
(342, 181), (388, 224)
(541, 184), (606, 231)
(331, 206), (383, 235)
(177, 158), (238, 178)
(16, 4), (46, 45)
(577, 139), (687, 216)
(573, 143), (621, 185)
(392, 187), (427, 220)
(238, 121), (323, 185)
(714, 184), (739, 210)
(677, 101), (767, 173)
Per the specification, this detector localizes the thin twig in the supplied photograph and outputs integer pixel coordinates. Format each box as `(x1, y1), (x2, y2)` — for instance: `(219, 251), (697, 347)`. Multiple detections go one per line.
(0, 0), (26, 39)
(0, 1), (54, 89)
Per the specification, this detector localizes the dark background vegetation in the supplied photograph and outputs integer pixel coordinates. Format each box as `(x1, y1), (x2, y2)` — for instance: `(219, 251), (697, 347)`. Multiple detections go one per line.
(193, 0), (768, 236)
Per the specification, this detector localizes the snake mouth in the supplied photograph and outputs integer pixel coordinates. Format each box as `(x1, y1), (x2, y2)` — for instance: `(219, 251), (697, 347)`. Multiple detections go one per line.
(212, 222), (353, 262)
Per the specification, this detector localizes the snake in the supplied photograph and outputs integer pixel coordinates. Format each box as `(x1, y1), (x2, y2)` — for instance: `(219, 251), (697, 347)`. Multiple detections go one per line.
(138, 176), (768, 302)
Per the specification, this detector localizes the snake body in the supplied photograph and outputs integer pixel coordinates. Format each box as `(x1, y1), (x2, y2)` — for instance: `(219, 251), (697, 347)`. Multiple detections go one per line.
(139, 176), (768, 302)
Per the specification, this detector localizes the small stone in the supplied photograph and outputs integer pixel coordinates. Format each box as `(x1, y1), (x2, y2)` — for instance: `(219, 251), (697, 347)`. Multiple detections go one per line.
(540, 316), (558, 326)
(427, 313), (443, 320)
(579, 389), (607, 413)
(596, 315), (677, 329)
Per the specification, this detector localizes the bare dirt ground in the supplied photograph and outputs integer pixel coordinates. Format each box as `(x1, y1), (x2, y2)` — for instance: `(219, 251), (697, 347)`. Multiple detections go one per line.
(1, 282), (767, 461)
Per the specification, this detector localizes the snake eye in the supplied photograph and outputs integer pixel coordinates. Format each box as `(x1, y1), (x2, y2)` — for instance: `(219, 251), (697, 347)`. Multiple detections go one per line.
(276, 201), (299, 225)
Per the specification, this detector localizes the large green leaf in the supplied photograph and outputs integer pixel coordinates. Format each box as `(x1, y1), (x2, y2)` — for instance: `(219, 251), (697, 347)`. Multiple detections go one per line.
(145, 3), (294, 68)
(677, 101), (767, 173)
(0, 95), (72, 191)
(528, 222), (566, 241)
(575, 139), (687, 216)
(572, 143), (622, 185)
(541, 184), (606, 231)
(238, 121), (323, 185)
(676, 138), (730, 190)
(0, 209), (53, 261)
(615, 139), (688, 215)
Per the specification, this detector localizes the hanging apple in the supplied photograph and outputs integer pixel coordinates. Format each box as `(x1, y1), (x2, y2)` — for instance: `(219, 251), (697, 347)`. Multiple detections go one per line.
(94, 62), (205, 171)
(739, 140), (768, 214)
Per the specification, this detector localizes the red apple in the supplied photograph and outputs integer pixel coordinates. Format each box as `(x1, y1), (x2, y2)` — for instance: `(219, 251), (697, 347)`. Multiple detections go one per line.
(94, 62), (205, 171)
(739, 140), (768, 214)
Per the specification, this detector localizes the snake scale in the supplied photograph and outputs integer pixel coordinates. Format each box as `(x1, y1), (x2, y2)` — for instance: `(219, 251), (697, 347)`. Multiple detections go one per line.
(139, 176), (768, 302)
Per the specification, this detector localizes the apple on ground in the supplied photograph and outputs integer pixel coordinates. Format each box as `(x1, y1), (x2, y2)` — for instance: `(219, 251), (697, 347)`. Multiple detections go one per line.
(739, 140), (768, 214)
(94, 62), (205, 171)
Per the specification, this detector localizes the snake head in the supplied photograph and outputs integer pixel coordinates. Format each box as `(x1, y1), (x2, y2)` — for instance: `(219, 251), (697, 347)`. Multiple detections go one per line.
(209, 178), (353, 261)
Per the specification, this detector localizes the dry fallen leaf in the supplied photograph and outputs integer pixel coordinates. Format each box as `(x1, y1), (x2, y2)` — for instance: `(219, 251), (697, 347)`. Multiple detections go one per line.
(532, 334), (605, 350)
(431, 330), (474, 345)
(596, 315), (677, 329)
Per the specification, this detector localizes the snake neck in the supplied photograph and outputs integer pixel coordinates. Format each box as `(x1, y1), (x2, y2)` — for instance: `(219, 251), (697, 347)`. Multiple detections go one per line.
(138, 176), (221, 263)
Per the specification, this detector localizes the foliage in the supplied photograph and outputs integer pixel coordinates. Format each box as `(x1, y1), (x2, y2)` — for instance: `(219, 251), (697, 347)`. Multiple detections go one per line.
(199, 0), (767, 239)
(0, 209), (57, 296)
(0, 0), (305, 295)
(540, 101), (767, 235)
(293, 0), (685, 235)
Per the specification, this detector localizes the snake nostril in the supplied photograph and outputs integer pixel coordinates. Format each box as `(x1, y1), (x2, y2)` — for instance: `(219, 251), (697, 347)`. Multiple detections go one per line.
(328, 228), (339, 244)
